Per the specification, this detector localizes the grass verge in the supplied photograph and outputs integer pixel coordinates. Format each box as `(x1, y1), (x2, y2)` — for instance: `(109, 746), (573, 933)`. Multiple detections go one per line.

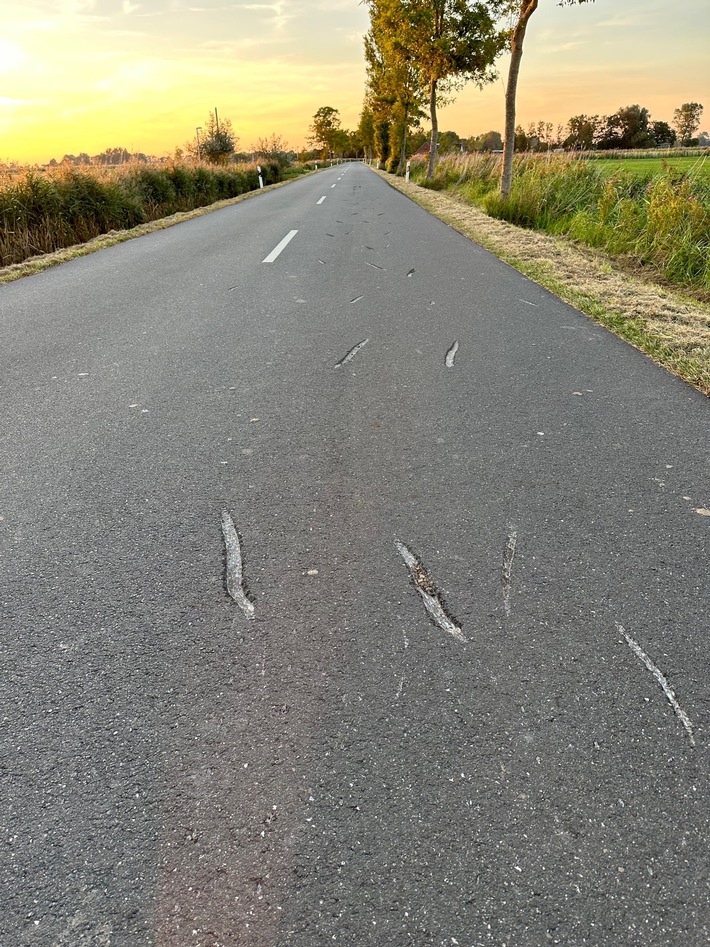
(379, 171), (710, 396)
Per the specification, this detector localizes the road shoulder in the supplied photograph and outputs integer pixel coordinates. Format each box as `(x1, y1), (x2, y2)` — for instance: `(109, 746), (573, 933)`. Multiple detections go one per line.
(376, 169), (710, 396)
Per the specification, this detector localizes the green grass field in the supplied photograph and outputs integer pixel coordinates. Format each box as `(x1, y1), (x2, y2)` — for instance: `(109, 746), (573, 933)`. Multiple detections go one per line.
(591, 156), (710, 178)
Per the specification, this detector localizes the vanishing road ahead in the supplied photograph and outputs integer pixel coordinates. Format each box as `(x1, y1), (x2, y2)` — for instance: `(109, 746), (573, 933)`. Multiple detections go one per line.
(1, 163), (708, 946)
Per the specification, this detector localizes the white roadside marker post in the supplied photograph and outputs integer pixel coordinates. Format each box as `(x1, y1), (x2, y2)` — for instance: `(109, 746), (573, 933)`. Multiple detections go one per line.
(406, 160), (410, 182)
(257, 165), (263, 188)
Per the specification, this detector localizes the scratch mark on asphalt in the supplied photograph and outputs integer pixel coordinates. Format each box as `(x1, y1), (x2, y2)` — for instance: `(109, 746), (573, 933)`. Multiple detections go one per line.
(617, 624), (695, 746)
(366, 261), (385, 270)
(520, 299), (538, 307)
(221, 511), (255, 618)
(445, 340), (459, 368)
(350, 295), (364, 304)
(407, 268), (415, 278)
(502, 527), (517, 617)
(335, 338), (369, 368)
(396, 541), (465, 643)
(396, 676), (405, 700)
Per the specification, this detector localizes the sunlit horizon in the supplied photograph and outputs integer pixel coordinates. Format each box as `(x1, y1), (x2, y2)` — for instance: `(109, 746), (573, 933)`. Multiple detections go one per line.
(2, 0), (708, 166)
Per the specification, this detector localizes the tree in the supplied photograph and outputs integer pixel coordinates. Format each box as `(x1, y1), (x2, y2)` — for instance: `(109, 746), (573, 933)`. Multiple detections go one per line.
(499, 0), (594, 197)
(251, 134), (290, 166)
(673, 102), (704, 146)
(200, 110), (238, 164)
(597, 105), (654, 150)
(368, 0), (507, 178)
(650, 120), (676, 147)
(374, 117), (392, 165)
(466, 129), (503, 151)
(356, 106), (376, 160)
(564, 114), (601, 150)
(364, 0), (427, 172)
(309, 106), (342, 156)
(437, 130), (462, 153)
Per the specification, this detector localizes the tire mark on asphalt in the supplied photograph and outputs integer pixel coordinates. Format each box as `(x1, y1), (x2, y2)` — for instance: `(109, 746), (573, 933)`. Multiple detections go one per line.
(335, 338), (369, 368)
(445, 340), (459, 368)
(221, 511), (255, 618)
(617, 623), (695, 746)
(396, 541), (465, 643)
(502, 527), (517, 617)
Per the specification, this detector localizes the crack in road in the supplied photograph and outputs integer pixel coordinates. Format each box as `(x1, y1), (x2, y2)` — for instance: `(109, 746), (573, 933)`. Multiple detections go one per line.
(335, 339), (369, 368)
(502, 527), (517, 617)
(617, 623), (695, 746)
(396, 541), (465, 643)
(221, 511), (255, 618)
(445, 340), (459, 368)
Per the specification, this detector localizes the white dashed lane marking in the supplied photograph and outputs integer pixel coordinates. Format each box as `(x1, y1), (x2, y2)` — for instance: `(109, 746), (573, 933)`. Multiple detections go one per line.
(262, 229), (298, 263)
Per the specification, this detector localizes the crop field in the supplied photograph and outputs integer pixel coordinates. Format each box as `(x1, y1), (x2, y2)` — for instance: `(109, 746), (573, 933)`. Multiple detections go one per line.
(591, 156), (710, 179)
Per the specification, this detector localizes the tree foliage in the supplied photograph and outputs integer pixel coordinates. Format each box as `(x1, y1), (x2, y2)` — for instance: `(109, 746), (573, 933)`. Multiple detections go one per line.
(200, 111), (238, 164)
(309, 106), (343, 156)
(364, 0), (428, 170)
(673, 102), (704, 146)
(365, 0), (507, 177)
(597, 104), (654, 150)
(251, 134), (290, 166)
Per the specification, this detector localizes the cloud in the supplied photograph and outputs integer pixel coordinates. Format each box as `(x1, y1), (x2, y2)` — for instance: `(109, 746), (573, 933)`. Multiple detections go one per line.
(540, 40), (584, 54)
(596, 15), (647, 28)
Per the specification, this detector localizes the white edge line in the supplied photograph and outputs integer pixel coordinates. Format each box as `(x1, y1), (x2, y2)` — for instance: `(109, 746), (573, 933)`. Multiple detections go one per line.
(617, 624), (695, 746)
(262, 229), (298, 263)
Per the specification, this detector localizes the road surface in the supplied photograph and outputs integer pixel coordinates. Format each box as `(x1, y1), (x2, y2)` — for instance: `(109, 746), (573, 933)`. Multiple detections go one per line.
(1, 162), (708, 946)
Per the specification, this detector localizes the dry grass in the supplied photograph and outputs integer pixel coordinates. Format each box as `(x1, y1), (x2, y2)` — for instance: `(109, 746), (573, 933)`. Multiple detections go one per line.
(382, 173), (710, 396)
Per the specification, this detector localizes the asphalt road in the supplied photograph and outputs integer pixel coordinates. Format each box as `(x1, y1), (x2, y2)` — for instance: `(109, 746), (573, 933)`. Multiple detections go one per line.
(1, 162), (708, 947)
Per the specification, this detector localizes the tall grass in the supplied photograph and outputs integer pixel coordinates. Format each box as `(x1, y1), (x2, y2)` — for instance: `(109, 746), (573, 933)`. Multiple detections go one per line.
(0, 159), (300, 268)
(408, 154), (710, 292)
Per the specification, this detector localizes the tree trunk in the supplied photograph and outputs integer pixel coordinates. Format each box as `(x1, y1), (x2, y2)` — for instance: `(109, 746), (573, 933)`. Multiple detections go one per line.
(426, 79), (438, 179)
(500, 0), (538, 198)
(397, 106), (409, 174)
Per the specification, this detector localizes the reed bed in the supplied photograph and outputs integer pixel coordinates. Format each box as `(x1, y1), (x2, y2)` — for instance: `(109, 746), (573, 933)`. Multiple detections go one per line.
(0, 160), (302, 268)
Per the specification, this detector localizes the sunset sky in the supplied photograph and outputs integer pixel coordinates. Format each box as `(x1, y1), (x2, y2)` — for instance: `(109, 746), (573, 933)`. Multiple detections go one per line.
(2, 0), (708, 165)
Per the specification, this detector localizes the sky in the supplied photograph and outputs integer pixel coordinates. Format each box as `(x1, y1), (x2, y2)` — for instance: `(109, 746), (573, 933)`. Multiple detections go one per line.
(1, 0), (709, 165)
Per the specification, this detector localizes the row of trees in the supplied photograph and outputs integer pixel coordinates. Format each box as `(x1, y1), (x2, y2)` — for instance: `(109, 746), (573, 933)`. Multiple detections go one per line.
(358, 0), (597, 193)
(305, 98), (706, 163)
(565, 103), (705, 150)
